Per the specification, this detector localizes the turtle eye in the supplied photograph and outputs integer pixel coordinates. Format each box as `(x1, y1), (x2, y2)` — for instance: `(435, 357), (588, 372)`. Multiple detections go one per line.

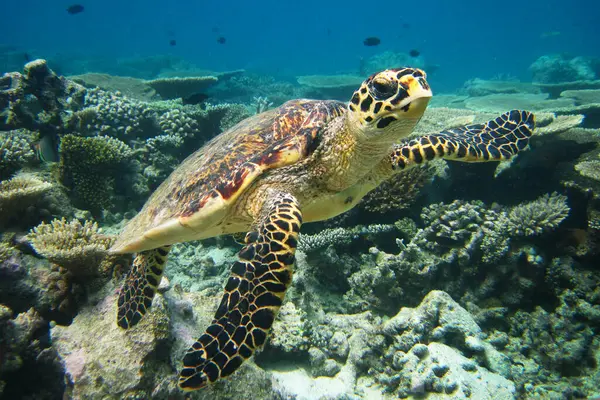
(371, 79), (397, 99)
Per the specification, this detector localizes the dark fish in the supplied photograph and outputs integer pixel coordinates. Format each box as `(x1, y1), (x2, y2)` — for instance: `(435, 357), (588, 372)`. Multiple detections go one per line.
(409, 49), (420, 57)
(402, 23), (410, 29)
(23, 52), (31, 62)
(66, 4), (84, 14)
(363, 37), (381, 47)
(217, 36), (226, 44)
(326, 28), (332, 36)
(211, 26), (220, 33)
(182, 92), (209, 106)
(169, 39), (177, 46)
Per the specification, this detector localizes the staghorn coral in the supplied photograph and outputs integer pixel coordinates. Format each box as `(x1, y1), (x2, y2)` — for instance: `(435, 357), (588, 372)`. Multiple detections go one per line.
(28, 218), (115, 276)
(0, 129), (37, 178)
(251, 96), (273, 114)
(298, 224), (396, 252)
(507, 192), (570, 236)
(59, 134), (134, 211)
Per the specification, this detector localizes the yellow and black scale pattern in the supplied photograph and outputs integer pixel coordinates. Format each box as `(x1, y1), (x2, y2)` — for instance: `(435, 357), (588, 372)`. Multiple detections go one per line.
(117, 245), (171, 328)
(179, 192), (302, 390)
(390, 110), (536, 170)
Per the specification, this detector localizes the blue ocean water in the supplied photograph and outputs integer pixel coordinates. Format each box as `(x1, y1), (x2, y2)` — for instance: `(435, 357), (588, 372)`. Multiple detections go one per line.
(2, 0), (599, 91)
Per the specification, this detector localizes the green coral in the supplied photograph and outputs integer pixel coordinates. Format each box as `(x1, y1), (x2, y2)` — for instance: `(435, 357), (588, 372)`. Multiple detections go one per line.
(507, 192), (570, 236)
(59, 134), (133, 212)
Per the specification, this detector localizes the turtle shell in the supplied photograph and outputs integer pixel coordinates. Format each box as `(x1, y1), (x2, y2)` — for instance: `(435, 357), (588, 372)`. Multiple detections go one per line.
(111, 99), (346, 253)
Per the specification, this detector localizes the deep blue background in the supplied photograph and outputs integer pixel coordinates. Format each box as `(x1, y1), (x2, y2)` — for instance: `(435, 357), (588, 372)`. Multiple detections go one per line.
(2, 0), (599, 91)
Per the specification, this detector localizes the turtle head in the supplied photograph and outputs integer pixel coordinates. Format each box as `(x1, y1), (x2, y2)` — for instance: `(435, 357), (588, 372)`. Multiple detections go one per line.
(347, 68), (432, 140)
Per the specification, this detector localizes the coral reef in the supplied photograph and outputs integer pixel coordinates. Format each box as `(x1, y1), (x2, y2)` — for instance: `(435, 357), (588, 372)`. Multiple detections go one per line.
(145, 75), (218, 100)
(297, 74), (364, 100)
(507, 192), (570, 236)
(530, 54), (600, 83)
(27, 218), (115, 276)
(0, 173), (57, 228)
(0, 129), (37, 178)
(1, 56), (599, 400)
(59, 134), (135, 212)
(0, 59), (86, 132)
(360, 161), (443, 214)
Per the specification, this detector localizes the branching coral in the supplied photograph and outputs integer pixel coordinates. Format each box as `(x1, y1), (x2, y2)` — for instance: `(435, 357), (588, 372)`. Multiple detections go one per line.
(298, 224), (396, 252)
(28, 218), (115, 276)
(507, 192), (570, 236)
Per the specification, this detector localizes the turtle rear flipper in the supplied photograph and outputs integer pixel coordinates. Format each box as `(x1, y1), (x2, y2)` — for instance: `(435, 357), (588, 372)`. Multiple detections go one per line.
(391, 110), (536, 169)
(117, 246), (171, 329)
(179, 192), (302, 390)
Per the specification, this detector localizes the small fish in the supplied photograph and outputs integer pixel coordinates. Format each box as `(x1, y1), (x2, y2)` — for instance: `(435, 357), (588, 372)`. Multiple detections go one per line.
(169, 39), (177, 46)
(66, 4), (85, 14)
(211, 26), (220, 33)
(23, 52), (31, 62)
(182, 92), (209, 106)
(34, 134), (59, 163)
(217, 36), (226, 44)
(326, 28), (332, 36)
(409, 49), (420, 58)
(363, 37), (381, 47)
(402, 23), (410, 29)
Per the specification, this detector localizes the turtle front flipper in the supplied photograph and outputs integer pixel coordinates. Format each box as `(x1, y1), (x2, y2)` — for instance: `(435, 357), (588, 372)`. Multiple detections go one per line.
(116, 246), (171, 329)
(391, 110), (536, 170)
(179, 192), (302, 391)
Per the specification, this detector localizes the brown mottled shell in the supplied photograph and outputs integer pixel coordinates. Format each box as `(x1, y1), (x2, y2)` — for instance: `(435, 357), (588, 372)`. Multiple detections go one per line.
(111, 99), (346, 253)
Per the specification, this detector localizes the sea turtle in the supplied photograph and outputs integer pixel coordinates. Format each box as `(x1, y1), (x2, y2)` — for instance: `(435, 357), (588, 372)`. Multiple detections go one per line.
(110, 67), (535, 390)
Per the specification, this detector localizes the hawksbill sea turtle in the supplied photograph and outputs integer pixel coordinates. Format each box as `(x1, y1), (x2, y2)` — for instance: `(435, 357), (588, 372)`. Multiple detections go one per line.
(109, 68), (536, 390)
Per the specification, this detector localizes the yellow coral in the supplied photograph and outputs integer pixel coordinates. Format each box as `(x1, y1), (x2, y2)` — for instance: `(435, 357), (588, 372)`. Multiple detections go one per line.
(28, 218), (115, 276)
